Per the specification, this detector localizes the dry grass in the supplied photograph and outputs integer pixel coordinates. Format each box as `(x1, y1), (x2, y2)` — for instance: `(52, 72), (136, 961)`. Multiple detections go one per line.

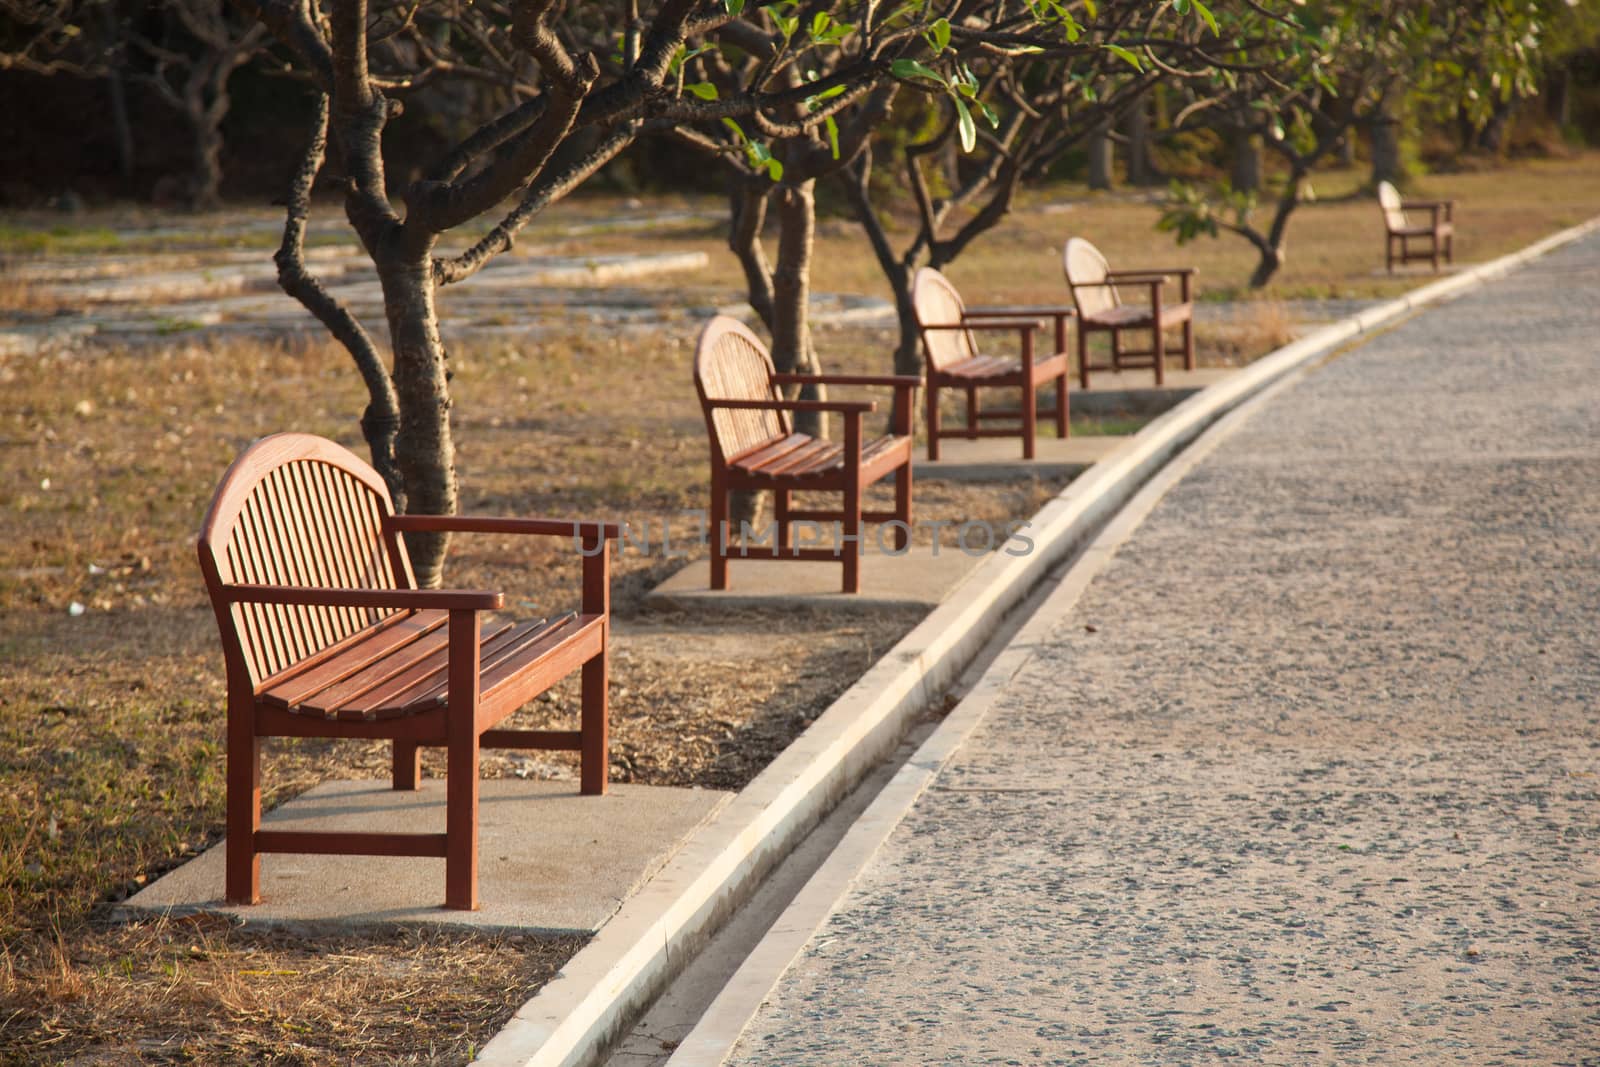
(1, 916), (583, 1065)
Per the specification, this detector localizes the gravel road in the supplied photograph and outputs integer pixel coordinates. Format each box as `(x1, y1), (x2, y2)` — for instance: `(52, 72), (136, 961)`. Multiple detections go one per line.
(724, 233), (1600, 1065)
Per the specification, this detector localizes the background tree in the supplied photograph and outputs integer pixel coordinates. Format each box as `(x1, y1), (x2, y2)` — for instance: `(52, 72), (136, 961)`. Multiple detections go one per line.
(1, 0), (266, 207)
(839, 0), (1249, 377)
(1158, 0), (1553, 288)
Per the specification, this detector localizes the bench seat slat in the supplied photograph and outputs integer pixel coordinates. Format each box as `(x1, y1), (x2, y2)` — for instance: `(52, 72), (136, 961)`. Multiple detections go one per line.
(311, 618), (526, 720)
(259, 610), (445, 706)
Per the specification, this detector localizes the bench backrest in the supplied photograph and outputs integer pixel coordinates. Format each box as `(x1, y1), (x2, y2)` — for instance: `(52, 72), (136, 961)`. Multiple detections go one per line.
(1377, 181), (1408, 232)
(197, 433), (415, 687)
(694, 316), (787, 464)
(1063, 237), (1121, 318)
(911, 268), (979, 372)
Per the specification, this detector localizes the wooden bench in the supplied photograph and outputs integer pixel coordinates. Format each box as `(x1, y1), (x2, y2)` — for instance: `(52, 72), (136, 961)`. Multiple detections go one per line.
(694, 316), (917, 594)
(911, 267), (1073, 461)
(1062, 237), (1195, 388)
(1378, 180), (1454, 272)
(197, 433), (619, 911)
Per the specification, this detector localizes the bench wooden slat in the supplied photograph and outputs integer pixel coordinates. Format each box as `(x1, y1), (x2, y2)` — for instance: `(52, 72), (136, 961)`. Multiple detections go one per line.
(305, 618), (523, 720)
(258, 609), (446, 707)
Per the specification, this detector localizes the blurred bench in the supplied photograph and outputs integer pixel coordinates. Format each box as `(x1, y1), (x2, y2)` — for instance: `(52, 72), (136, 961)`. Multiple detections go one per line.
(1063, 237), (1195, 388)
(1378, 180), (1455, 272)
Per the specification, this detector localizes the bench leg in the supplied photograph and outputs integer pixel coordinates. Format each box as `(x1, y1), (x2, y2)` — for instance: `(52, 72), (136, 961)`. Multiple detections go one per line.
(894, 463), (912, 551)
(966, 387), (978, 440)
(926, 379), (942, 461)
(225, 702), (261, 905)
(1110, 327), (1122, 372)
(775, 488), (791, 552)
(393, 741), (421, 790)
(580, 648), (608, 796)
(445, 611), (481, 911)
(1021, 378), (1037, 460)
(1055, 372), (1069, 439)
(842, 419), (862, 594)
(1182, 317), (1195, 372)
(1153, 324), (1166, 387)
(1078, 326), (1091, 390)
(709, 471), (729, 590)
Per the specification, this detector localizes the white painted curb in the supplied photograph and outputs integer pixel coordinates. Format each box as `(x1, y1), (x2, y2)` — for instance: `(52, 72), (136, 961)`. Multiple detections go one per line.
(472, 215), (1600, 1067)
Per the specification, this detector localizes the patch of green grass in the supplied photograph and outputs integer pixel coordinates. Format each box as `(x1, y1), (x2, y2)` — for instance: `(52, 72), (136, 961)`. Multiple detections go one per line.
(1069, 414), (1152, 436)
(0, 224), (124, 255)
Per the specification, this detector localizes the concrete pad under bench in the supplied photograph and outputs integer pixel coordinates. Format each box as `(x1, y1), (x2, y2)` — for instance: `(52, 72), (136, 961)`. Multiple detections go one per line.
(644, 545), (986, 612)
(1069, 365), (1236, 415)
(913, 433), (1120, 482)
(119, 780), (731, 934)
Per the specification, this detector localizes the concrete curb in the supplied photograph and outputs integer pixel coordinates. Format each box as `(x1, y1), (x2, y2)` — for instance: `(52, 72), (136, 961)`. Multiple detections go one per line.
(472, 215), (1600, 1067)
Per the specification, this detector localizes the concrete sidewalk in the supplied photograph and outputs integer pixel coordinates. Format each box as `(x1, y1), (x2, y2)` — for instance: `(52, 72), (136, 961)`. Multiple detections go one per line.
(702, 233), (1600, 1063)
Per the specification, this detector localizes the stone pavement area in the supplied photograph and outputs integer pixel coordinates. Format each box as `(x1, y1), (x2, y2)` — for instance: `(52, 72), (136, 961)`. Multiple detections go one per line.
(721, 235), (1600, 1062)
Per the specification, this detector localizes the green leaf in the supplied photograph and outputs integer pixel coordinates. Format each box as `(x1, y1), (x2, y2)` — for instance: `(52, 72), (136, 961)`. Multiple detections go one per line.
(824, 115), (840, 160)
(721, 117), (747, 144)
(891, 58), (946, 85)
(685, 82), (719, 100)
(1103, 44), (1142, 71)
(977, 99), (999, 129)
(926, 17), (950, 54)
(1190, 0), (1218, 36)
(1082, 0), (1097, 17)
(725, 0), (745, 13)
(765, 157), (785, 180)
(953, 96), (976, 152)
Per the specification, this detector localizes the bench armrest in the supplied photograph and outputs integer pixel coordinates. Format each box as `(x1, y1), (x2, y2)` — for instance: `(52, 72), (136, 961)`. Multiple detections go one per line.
(920, 319), (1042, 331)
(708, 398), (877, 414)
(769, 373), (921, 388)
(387, 515), (623, 540)
(1105, 267), (1196, 278)
(962, 305), (1076, 318)
(222, 583), (503, 611)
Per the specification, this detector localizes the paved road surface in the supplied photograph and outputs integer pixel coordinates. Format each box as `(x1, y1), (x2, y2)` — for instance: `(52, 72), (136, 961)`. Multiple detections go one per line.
(724, 233), (1600, 1064)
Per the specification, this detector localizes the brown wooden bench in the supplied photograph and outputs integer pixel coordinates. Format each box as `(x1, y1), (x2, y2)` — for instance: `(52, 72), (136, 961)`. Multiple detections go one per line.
(1062, 237), (1195, 389)
(911, 267), (1073, 461)
(197, 433), (619, 911)
(1378, 180), (1454, 272)
(694, 316), (916, 594)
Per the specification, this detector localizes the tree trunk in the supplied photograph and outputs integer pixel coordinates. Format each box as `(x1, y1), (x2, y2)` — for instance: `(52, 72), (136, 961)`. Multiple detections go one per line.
(770, 178), (824, 437)
(106, 71), (136, 181)
(1478, 99), (1511, 155)
(378, 248), (457, 588)
(1124, 98), (1154, 186)
(1369, 84), (1405, 187)
(189, 108), (226, 211)
(1230, 129), (1261, 193)
(1086, 121), (1113, 190)
(1338, 132), (1356, 167)
(1247, 170), (1306, 288)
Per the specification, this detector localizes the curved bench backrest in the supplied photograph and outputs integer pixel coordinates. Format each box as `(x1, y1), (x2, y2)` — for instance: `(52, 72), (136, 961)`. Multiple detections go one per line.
(1062, 237), (1120, 318)
(197, 433), (413, 687)
(694, 316), (787, 464)
(1377, 181), (1408, 231)
(911, 268), (978, 372)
